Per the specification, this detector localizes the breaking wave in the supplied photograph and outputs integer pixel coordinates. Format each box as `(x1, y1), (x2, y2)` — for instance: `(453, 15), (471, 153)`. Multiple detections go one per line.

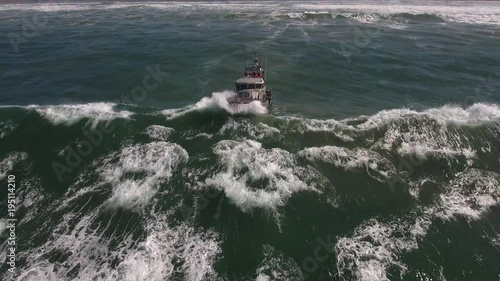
(336, 216), (430, 281)
(100, 142), (188, 210)
(298, 146), (397, 182)
(205, 139), (322, 213)
(336, 167), (500, 281)
(1, 101), (499, 280)
(145, 125), (175, 141)
(31, 103), (133, 127)
(16, 209), (220, 281)
(162, 91), (267, 120)
(3, 2), (500, 26)
(429, 168), (500, 220)
(0, 151), (28, 180)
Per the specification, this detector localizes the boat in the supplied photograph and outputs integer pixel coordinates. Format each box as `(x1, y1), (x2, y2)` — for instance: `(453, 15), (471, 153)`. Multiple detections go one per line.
(227, 50), (273, 107)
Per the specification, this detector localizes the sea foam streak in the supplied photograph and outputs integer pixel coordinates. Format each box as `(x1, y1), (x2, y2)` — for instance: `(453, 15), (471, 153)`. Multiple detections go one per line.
(145, 125), (175, 141)
(218, 118), (280, 140)
(294, 3), (500, 25)
(0, 120), (16, 139)
(255, 244), (303, 280)
(336, 216), (430, 281)
(16, 209), (220, 281)
(337, 168), (500, 281)
(162, 91), (267, 120)
(284, 103), (500, 162)
(2, 2), (500, 26)
(298, 146), (397, 182)
(15, 153), (218, 281)
(430, 168), (500, 220)
(0, 151), (28, 180)
(114, 215), (220, 281)
(205, 139), (320, 212)
(29, 102), (133, 127)
(100, 142), (188, 210)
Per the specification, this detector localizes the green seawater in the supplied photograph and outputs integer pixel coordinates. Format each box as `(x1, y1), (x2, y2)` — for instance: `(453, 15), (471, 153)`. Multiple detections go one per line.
(0, 1), (499, 281)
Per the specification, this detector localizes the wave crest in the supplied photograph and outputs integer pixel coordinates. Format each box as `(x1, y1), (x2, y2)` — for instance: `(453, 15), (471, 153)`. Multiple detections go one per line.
(162, 91), (267, 120)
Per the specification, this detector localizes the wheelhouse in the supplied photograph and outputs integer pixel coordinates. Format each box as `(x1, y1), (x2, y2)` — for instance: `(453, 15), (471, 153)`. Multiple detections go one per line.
(235, 83), (264, 91)
(235, 77), (265, 91)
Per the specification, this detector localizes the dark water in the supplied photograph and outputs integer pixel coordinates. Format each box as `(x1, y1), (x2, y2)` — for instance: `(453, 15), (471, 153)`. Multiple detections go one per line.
(1, 1), (500, 281)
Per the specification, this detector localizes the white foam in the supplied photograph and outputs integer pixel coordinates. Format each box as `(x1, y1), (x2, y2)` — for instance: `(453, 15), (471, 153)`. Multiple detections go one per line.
(0, 2), (163, 12)
(377, 122), (479, 165)
(359, 103), (500, 130)
(397, 142), (476, 163)
(15, 167), (219, 281)
(101, 142), (188, 209)
(290, 103), (499, 162)
(283, 10), (331, 20)
(17, 208), (111, 281)
(0, 3), (91, 12)
(162, 91), (267, 120)
(336, 217), (429, 281)
(30, 102), (133, 127)
(255, 244), (303, 280)
(17, 209), (220, 281)
(116, 217), (220, 281)
(205, 139), (321, 212)
(218, 118), (281, 140)
(491, 234), (500, 251)
(0, 151), (28, 180)
(0, 219), (6, 237)
(431, 168), (500, 220)
(298, 146), (396, 182)
(0, 120), (16, 139)
(374, 120), (478, 165)
(294, 3), (500, 26)
(2, 2), (500, 25)
(184, 132), (214, 140)
(14, 177), (48, 228)
(145, 125), (174, 141)
(277, 116), (355, 142)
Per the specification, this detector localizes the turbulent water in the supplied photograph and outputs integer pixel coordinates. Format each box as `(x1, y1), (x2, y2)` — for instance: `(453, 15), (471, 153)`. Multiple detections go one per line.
(1, 1), (500, 280)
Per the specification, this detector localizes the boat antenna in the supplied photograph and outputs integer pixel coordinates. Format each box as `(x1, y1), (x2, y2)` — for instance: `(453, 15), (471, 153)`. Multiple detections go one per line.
(265, 52), (268, 81)
(254, 49), (258, 66)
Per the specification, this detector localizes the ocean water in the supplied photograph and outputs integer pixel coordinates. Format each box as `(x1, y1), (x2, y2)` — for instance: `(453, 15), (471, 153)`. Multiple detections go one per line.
(0, 1), (500, 280)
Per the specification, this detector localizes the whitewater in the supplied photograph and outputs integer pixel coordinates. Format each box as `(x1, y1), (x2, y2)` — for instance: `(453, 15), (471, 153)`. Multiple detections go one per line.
(1, 1), (500, 281)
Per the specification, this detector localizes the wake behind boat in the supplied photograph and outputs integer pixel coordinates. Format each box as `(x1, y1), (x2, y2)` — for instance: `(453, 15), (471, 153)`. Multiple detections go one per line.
(227, 51), (273, 108)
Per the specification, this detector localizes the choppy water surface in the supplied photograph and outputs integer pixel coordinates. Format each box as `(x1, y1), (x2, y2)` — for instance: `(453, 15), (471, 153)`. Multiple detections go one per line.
(0, 1), (500, 280)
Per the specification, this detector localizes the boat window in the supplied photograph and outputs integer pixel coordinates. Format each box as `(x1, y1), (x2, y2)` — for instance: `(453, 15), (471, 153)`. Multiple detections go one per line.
(238, 92), (249, 98)
(237, 83), (264, 91)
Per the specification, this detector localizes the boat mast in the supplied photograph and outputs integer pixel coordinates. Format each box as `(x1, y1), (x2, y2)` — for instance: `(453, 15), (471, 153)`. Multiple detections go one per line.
(264, 52), (268, 81)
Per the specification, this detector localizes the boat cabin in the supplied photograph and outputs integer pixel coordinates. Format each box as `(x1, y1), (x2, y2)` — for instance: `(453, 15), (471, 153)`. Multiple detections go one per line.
(235, 77), (265, 91)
